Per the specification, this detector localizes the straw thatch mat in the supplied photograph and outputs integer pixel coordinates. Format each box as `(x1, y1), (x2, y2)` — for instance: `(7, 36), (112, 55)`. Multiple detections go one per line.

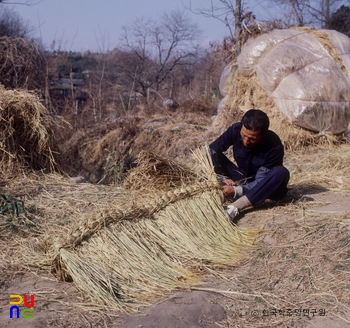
(4, 147), (256, 313)
(214, 27), (349, 149)
(117, 143), (350, 327)
(0, 86), (62, 174)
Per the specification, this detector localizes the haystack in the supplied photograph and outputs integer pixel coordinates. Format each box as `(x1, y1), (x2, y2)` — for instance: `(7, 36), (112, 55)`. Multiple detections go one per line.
(214, 27), (350, 148)
(0, 37), (46, 90)
(0, 86), (61, 174)
(48, 147), (257, 312)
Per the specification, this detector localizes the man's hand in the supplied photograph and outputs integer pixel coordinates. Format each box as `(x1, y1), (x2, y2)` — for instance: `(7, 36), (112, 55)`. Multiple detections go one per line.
(220, 179), (237, 197)
(221, 184), (236, 197)
(222, 178), (236, 187)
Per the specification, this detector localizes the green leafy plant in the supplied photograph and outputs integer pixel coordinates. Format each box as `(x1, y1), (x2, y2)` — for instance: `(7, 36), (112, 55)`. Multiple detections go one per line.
(0, 193), (36, 231)
(0, 193), (24, 217)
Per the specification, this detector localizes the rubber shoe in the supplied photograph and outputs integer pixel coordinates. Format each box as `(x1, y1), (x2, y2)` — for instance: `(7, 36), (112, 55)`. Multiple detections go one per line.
(226, 204), (239, 220)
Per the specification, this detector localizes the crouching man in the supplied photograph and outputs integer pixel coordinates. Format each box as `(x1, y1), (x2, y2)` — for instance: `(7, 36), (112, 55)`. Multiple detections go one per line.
(209, 109), (290, 220)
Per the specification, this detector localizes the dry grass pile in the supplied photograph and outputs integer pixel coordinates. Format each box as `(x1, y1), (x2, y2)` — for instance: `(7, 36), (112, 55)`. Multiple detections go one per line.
(214, 71), (342, 150)
(62, 112), (212, 183)
(286, 144), (350, 194)
(6, 146), (256, 312)
(62, 121), (135, 183)
(0, 86), (62, 174)
(0, 172), (128, 275)
(213, 27), (348, 149)
(0, 37), (46, 90)
(123, 150), (199, 195)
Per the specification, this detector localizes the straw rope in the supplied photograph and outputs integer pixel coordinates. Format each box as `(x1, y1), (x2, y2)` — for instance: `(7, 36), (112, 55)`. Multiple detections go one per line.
(290, 27), (348, 78)
(59, 180), (220, 250)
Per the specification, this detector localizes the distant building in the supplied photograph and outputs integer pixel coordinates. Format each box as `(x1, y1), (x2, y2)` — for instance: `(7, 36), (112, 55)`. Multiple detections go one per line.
(50, 78), (88, 112)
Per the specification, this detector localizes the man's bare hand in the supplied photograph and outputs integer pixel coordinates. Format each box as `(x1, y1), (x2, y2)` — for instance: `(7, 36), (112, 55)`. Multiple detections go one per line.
(222, 178), (237, 186)
(221, 184), (236, 197)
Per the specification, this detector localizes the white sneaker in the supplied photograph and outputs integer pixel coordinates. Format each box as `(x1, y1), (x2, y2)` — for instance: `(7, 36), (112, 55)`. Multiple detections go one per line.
(226, 204), (239, 220)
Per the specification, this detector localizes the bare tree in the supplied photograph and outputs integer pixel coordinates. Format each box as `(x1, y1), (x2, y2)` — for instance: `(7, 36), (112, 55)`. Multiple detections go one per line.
(0, 0), (42, 5)
(185, 0), (261, 59)
(120, 10), (202, 98)
(267, 0), (309, 26)
(0, 6), (31, 37)
(93, 25), (111, 119)
(266, 0), (346, 28)
(329, 5), (350, 36)
(307, 0), (345, 28)
(186, 0), (237, 39)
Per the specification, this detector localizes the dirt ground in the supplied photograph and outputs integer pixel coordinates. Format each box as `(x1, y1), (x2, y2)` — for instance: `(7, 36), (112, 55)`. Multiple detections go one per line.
(1, 137), (350, 328)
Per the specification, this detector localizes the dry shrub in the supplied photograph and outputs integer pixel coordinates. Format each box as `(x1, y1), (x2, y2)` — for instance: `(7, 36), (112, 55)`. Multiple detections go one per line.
(178, 98), (218, 116)
(0, 86), (62, 174)
(62, 117), (140, 183)
(62, 112), (214, 184)
(0, 37), (46, 90)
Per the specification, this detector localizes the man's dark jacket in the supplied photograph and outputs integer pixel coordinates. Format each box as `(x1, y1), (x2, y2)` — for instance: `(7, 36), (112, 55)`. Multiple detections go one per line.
(209, 122), (284, 179)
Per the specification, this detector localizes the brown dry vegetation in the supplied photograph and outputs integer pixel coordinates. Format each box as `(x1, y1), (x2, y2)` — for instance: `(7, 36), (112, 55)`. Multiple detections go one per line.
(0, 86), (62, 175)
(59, 101), (219, 184)
(0, 29), (350, 328)
(0, 87), (349, 327)
(0, 37), (46, 91)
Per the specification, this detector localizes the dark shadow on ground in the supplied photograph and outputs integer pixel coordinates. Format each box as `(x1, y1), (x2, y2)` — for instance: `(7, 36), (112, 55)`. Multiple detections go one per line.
(285, 184), (329, 199)
(230, 184), (329, 225)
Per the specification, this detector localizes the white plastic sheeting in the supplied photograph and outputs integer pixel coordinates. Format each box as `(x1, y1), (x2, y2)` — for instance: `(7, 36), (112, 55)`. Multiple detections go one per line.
(219, 65), (233, 96)
(237, 29), (350, 134)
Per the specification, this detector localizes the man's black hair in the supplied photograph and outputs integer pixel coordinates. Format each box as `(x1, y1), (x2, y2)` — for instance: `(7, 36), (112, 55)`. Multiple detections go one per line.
(241, 109), (269, 135)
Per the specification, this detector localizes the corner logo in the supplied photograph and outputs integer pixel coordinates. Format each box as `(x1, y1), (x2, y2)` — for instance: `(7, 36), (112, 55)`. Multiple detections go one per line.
(9, 294), (35, 319)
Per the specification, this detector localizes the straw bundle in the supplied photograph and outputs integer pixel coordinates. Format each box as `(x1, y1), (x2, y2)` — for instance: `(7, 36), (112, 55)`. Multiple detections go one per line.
(0, 37), (46, 90)
(0, 86), (61, 174)
(50, 146), (257, 312)
(123, 150), (199, 195)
